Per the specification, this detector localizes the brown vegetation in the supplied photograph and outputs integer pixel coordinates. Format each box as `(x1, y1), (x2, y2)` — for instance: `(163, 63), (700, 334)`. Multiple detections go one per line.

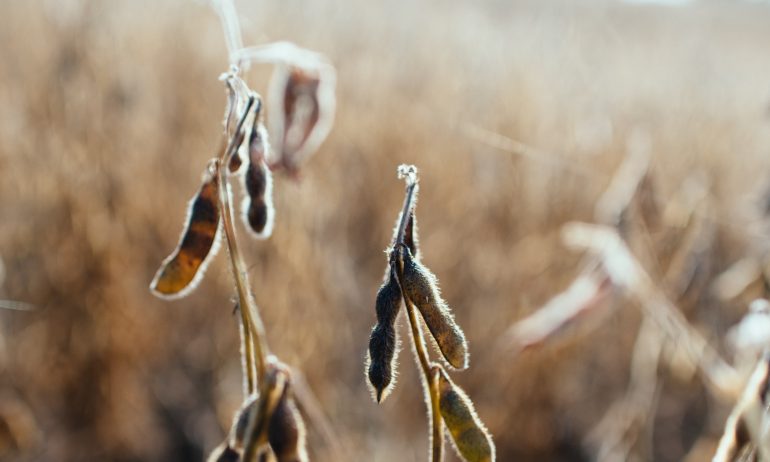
(2, 0), (770, 461)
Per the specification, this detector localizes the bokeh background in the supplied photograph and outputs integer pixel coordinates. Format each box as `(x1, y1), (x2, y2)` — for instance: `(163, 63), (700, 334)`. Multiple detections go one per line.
(2, 0), (770, 460)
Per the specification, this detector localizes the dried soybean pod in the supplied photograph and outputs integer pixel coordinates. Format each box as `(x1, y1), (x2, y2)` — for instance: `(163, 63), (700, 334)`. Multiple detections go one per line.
(268, 64), (335, 175)
(207, 442), (240, 462)
(150, 165), (221, 299)
(366, 267), (403, 403)
(267, 382), (308, 462)
(437, 368), (495, 462)
(404, 209), (419, 258)
(241, 115), (275, 239)
(398, 246), (468, 369)
(231, 394), (259, 449)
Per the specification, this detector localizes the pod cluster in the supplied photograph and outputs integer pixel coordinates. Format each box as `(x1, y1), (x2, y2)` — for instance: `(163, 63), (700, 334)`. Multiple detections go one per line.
(209, 364), (308, 462)
(365, 166), (495, 462)
(366, 200), (470, 403)
(150, 94), (276, 300)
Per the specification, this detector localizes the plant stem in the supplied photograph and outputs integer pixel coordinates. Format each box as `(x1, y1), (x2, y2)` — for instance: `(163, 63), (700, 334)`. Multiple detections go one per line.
(429, 367), (444, 462)
(403, 297), (443, 462)
(393, 164), (442, 461)
(218, 95), (270, 390)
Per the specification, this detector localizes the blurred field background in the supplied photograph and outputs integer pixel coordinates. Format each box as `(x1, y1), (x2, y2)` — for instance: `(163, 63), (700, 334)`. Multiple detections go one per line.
(2, 0), (770, 460)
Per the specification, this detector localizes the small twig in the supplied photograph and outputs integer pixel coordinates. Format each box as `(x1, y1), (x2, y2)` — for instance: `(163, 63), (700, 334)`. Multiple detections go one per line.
(428, 367), (444, 462)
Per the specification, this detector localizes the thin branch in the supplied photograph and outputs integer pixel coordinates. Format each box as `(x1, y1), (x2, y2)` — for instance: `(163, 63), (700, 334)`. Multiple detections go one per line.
(562, 222), (741, 400)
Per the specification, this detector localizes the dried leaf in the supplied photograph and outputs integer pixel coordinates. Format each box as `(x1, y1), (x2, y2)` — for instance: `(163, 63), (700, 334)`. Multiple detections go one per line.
(268, 65), (335, 174)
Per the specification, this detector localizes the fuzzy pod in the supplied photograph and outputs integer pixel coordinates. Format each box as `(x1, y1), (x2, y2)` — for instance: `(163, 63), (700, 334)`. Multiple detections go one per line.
(366, 268), (403, 402)
(241, 121), (275, 239)
(404, 210), (419, 258)
(437, 369), (495, 462)
(397, 246), (468, 369)
(150, 166), (221, 298)
(231, 394), (259, 449)
(268, 383), (308, 462)
(206, 442), (240, 462)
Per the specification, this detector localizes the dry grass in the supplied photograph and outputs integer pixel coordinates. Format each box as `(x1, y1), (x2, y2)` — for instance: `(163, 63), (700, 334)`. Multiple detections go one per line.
(2, 0), (770, 460)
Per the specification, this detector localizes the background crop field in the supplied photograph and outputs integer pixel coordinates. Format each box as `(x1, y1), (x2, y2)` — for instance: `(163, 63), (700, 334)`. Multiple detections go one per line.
(2, 0), (770, 460)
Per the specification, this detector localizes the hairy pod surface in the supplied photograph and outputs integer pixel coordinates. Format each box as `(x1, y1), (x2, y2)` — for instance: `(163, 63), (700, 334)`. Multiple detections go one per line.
(397, 246), (468, 369)
(268, 383), (308, 462)
(404, 210), (419, 258)
(241, 121), (275, 239)
(150, 167), (221, 298)
(437, 369), (495, 462)
(206, 442), (240, 462)
(231, 394), (259, 449)
(366, 268), (403, 402)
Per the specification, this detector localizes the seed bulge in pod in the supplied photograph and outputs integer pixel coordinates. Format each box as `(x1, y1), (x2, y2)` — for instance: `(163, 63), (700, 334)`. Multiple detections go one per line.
(398, 246), (468, 369)
(268, 383), (308, 462)
(241, 121), (274, 239)
(437, 368), (495, 462)
(150, 166), (221, 298)
(366, 267), (402, 402)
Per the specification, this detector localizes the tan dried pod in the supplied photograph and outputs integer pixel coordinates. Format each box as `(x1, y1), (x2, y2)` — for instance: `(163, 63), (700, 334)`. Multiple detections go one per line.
(150, 164), (221, 299)
(397, 245), (468, 369)
(240, 109), (274, 239)
(436, 368), (495, 462)
(267, 382), (308, 462)
(403, 210), (419, 259)
(366, 266), (403, 403)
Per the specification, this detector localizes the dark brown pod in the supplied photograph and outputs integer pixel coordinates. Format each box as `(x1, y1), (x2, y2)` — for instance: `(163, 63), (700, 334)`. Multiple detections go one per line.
(268, 383), (308, 462)
(398, 246), (468, 369)
(366, 267), (403, 402)
(241, 120), (274, 239)
(150, 166), (221, 299)
(268, 64), (335, 176)
(437, 368), (495, 462)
